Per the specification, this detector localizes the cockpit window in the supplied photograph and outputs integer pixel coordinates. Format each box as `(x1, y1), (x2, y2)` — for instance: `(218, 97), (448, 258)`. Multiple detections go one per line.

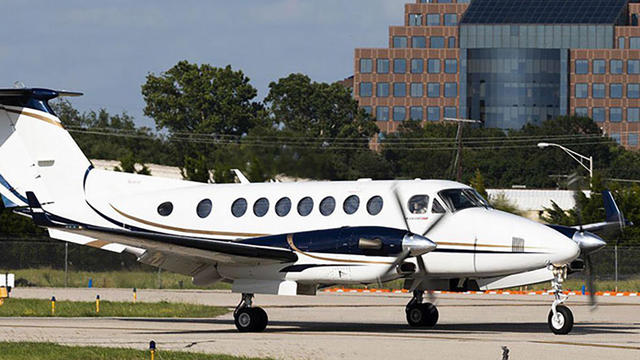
(408, 195), (429, 214)
(431, 198), (446, 214)
(438, 189), (489, 212)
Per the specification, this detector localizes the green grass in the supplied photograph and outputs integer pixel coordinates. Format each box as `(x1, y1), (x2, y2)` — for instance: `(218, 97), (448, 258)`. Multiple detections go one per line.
(526, 278), (640, 292)
(0, 342), (271, 360)
(5, 268), (232, 290)
(0, 298), (230, 318)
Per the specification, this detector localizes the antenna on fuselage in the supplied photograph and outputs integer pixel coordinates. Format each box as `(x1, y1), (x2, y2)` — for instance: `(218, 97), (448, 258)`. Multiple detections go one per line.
(231, 169), (250, 184)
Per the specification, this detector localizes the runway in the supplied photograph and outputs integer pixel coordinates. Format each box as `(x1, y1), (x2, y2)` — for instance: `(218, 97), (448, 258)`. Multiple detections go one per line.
(2, 288), (640, 359)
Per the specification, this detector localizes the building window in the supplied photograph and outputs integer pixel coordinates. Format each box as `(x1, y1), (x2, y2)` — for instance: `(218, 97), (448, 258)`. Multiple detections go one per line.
(409, 14), (422, 26)
(575, 107), (588, 117)
(411, 58), (424, 73)
(629, 60), (640, 74)
(444, 83), (457, 98)
(629, 133), (639, 147)
(575, 60), (589, 74)
(360, 59), (373, 73)
(394, 59), (406, 73)
(631, 37), (640, 49)
(393, 36), (408, 48)
(611, 133), (621, 144)
(633, 14), (639, 26)
(427, 83), (440, 97)
(319, 196), (336, 216)
(297, 197), (314, 216)
(366, 196), (384, 216)
(393, 106), (406, 121)
(376, 106), (389, 121)
(575, 83), (588, 98)
(619, 37), (626, 49)
(231, 198), (248, 217)
(427, 59), (441, 73)
(359, 82), (372, 97)
(593, 84), (605, 98)
(412, 36), (427, 48)
(610, 107), (623, 122)
(448, 37), (456, 48)
(426, 14), (440, 26)
(611, 84), (623, 98)
(410, 107), (423, 121)
(377, 59), (390, 74)
(157, 202), (173, 217)
(610, 60), (623, 74)
(444, 106), (457, 119)
(377, 82), (390, 97)
(444, 14), (457, 26)
(393, 82), (406, 97)
(253, 198), (269, 217)
(445, 59), (457, 73)
(629, 108), (640, 122)
(410, 83), (423, 97)
(628, 84), (640, 99)
(343, 195), (360, 215)
(196, 199), (212, 218)
(593, 60), (606, 74)
(592, 108), (605, 123)
(362, 106), (372, 115)
(430, 37), (445, 48)
(427, 106), (440, 121)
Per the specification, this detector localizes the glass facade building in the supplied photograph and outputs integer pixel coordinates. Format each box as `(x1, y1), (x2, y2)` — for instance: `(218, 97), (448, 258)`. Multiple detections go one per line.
(354, 0), (640, 149)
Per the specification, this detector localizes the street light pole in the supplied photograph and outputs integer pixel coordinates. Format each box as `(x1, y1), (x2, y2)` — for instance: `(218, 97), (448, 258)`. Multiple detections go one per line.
(537, 142), (594, 188)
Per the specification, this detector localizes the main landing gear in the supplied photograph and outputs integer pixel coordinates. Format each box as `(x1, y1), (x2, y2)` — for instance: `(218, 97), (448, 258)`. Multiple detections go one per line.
(547, 266), (574, 335)
(405, 290), (439, 328)
(233, 293), (268, 332)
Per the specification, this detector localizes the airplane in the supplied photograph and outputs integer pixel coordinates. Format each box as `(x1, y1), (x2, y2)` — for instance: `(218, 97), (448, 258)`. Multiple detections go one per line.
(0, 88), (627, 334)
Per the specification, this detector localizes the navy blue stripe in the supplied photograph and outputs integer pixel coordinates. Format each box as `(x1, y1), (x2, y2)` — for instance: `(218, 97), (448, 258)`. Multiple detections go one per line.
(0, 173), (28, 203)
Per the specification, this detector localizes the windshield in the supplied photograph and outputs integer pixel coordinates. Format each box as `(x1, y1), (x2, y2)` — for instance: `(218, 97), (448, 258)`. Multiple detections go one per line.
(438, 189), (490, 212)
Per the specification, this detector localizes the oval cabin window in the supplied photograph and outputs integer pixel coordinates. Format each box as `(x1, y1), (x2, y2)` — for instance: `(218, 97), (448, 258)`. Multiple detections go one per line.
(319, 196), (336, 216)
(408, 195), (429, 214)
(157, 202), (173, 217)
(275, 197), (291, 217)
(297, 197), (314, 216)
(367, 196), (383, 215)
(196, 199), (212, 218)
(343, 195), (360, 215)
(253, 198), (270, 217)
(231, 198), (248, 217)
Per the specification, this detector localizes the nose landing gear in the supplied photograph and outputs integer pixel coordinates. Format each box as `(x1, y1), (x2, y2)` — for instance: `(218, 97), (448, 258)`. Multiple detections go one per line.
(233, 293), (268, 332)
(547, 266), (574, 335)
(405, 290), (439, 328)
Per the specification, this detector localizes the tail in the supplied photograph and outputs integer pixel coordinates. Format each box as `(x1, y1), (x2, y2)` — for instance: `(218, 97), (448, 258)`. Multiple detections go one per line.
(0, 88), (91, 217)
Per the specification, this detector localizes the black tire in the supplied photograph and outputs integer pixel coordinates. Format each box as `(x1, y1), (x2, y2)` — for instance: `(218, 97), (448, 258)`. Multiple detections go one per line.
(234, 308), (257, 332)
(548, 305), (574, 335)
(253, 307), (269, 332)
(406, 304), (425, 327)
(421, 303), (439, 328)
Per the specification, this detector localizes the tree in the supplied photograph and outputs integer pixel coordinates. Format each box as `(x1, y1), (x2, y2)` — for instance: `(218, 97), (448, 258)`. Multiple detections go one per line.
(469, 169), (488, 199)
(114, 152), (151, 175)
(181, 154), (211, 183)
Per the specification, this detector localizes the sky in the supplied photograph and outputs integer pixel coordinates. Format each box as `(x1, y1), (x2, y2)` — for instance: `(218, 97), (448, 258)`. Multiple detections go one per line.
(0, 0), (407, 128)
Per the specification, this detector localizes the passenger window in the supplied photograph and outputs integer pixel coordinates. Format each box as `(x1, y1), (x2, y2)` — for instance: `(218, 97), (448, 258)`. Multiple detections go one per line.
(366, 196), (383, 215)
(253, 198), (269, 217)
(157, 202), (173, 217)
(196, 199), (212, 218)
(343, 195), (360, 215)
(431, 199), (446, 214)
(275, 197), (291, 217)
(319, 196), (336, 216)
(408, 195), (429, 214)
(297, 197), (314, 216)
(231, 198), (248, 217)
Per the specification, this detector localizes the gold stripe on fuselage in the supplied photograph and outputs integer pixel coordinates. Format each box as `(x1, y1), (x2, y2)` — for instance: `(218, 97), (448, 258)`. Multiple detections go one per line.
(4, 108), (64, 129)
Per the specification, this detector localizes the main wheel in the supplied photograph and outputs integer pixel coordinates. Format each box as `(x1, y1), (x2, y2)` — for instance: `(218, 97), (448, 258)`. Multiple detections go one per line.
(548, 305), (574, 335)
(234, 308), (268, 332)
(421, 303), (439, 328)
(406, 303), (439, 328)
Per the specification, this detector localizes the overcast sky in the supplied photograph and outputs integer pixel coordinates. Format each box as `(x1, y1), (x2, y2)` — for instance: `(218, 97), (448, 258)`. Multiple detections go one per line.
(0, 0), (407, 128)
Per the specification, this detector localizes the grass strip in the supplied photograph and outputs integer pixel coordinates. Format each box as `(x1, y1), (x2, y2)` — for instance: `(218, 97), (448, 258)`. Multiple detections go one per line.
(0, 298), (229, 318)
(0, 342), (270, 360)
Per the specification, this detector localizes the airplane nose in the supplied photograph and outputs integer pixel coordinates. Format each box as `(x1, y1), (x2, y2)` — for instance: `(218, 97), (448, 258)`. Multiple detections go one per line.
(402, 233), (437, 257)
(573, 231), (607, 255)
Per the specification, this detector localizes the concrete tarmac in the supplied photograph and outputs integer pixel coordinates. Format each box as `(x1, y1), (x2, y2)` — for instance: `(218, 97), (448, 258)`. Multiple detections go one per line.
(2, 288), (639, 359)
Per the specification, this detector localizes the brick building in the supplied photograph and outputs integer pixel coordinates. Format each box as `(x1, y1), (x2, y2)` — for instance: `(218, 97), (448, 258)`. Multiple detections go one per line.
(354, 0), (640, 148)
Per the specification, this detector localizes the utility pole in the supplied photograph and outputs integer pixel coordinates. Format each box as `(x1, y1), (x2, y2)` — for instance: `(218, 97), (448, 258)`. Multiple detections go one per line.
(444, 118), (482, 181)
(64, 242), (68, 288)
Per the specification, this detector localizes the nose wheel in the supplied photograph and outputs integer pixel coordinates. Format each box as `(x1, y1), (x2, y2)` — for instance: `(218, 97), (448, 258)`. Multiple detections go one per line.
(233, 293), (268, 332)
(547, 266), (574, 335)
(405, 290), (439, 328)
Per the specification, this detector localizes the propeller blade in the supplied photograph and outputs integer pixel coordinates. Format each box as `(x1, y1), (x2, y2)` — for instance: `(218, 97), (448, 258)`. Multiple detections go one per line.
(376, 249), (411, 286)
(391, 183), (411, 232)
(568, 173), (584, 232)
(585, 254), (597, 309)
